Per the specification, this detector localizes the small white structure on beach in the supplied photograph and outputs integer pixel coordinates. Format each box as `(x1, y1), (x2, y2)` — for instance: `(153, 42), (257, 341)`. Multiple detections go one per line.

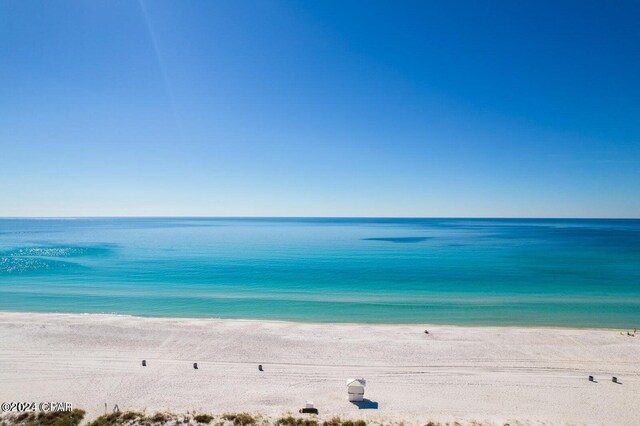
(346, 378), (366, 401)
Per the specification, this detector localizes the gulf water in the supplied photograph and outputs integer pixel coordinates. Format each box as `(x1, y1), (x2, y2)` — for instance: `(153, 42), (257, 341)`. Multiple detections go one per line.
(0, 218), (638, 327)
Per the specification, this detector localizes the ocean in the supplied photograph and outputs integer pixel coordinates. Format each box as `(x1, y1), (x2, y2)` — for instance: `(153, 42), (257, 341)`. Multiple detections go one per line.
(0, 217), (638, 327)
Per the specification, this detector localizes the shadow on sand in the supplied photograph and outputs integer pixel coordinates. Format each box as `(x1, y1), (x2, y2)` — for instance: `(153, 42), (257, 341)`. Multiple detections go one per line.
(351, 399), (378, 409)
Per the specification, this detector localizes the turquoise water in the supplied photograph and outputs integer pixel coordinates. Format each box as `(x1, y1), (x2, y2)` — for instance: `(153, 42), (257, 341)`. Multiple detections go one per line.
(0, 218), (638, 327)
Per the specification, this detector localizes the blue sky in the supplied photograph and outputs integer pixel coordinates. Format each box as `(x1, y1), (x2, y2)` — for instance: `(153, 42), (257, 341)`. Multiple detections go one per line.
(1, 1), (638, 217)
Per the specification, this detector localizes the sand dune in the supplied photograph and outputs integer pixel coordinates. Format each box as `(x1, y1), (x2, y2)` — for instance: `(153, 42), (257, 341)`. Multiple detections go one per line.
(0, 312), (638, 425)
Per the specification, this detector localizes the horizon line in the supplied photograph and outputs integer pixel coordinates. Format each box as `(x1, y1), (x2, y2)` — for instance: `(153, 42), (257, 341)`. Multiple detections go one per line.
(0, 215), (638, 220)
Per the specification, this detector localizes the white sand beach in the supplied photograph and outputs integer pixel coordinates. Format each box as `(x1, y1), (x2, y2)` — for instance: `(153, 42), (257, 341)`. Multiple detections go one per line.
(0, 312), (638, 425)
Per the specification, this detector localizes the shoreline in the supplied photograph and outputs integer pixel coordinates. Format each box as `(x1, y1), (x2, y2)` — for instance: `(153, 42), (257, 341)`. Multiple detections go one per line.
(1, 309), (636, 330)
(1, 312), (639, 425)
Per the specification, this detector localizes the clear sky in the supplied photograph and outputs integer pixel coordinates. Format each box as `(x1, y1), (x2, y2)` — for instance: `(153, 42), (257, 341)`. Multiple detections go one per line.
(1, 1), (638, 218)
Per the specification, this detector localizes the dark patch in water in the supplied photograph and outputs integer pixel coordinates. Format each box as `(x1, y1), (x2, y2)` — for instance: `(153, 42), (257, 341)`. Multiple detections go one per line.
(363, 237), (430, 243)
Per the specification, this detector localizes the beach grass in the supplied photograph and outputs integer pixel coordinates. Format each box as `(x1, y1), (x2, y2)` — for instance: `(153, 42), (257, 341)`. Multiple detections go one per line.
(221, 413), (257, 425)
(0, 411), (375, 426)
(275, 416), (318, 426)
(193, 414), (214, 424)
(0, 410), (528, 426)
(322, 419), (366, 426)
(0, 409), (85, 426)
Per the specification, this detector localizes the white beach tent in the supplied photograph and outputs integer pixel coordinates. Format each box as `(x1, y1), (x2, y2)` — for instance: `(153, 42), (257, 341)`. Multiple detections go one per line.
(346, 378), (366, 401)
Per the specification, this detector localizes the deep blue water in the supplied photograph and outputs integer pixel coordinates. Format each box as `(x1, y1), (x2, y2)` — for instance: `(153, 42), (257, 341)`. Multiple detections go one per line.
(0, 218), (638, 327)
